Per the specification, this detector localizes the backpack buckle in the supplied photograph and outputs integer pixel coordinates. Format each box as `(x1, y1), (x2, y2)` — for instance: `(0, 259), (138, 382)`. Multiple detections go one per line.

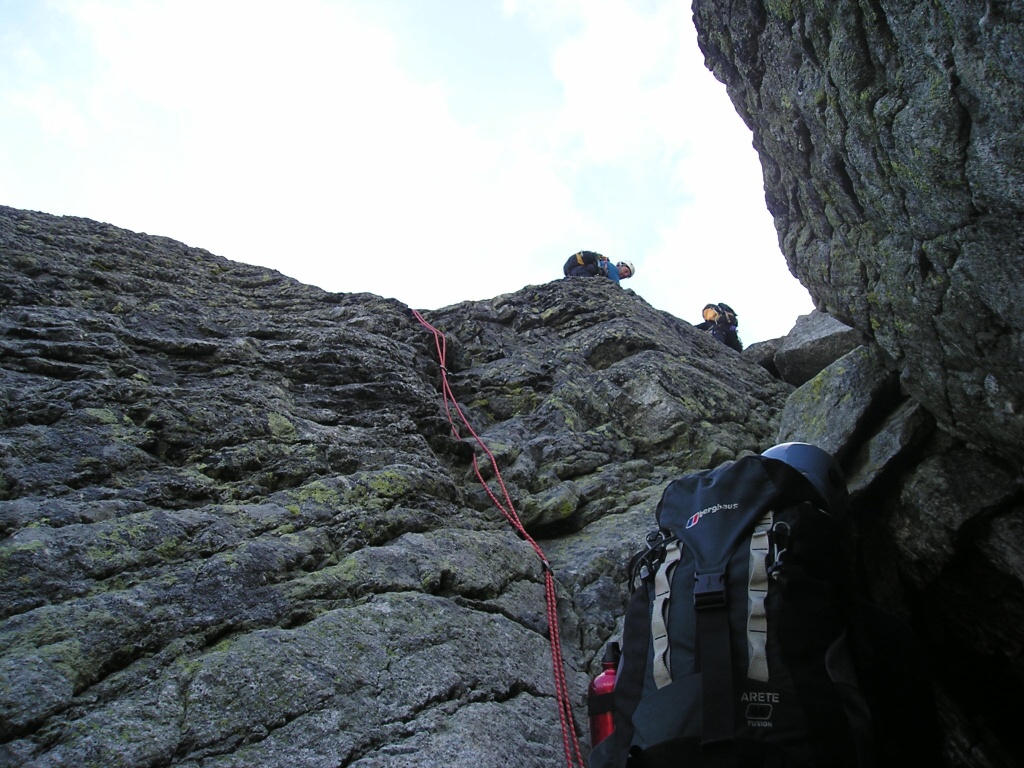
(693, 572), (727, 609)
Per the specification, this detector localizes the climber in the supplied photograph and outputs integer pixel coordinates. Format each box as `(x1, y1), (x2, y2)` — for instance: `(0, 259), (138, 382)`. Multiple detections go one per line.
(696, 302), (742, 351)
(562, 251), (634, 286)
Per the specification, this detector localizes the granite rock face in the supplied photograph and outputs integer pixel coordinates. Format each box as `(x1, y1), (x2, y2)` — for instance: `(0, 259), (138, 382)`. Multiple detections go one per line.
(693, 0), (1024, 465)
(0, 206), (792, 767)
(2, 203), (1021, 766)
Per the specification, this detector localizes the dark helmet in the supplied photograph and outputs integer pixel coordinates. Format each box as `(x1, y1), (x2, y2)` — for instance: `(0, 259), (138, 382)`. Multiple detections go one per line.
(761, 442), (849, 516)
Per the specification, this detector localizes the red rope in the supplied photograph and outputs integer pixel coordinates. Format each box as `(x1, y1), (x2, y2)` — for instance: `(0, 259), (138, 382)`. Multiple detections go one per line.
(412, 309), (585, 768)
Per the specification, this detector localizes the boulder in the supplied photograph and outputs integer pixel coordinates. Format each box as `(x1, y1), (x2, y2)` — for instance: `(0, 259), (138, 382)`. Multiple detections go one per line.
(773, 309), (866, 386)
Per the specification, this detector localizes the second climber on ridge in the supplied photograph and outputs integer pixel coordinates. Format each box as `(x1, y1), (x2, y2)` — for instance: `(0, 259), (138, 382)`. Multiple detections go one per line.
(696, 302), (743, 351)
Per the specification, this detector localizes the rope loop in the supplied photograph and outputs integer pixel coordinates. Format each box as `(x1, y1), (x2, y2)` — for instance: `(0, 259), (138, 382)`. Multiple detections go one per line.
(411, 309), (585, 768)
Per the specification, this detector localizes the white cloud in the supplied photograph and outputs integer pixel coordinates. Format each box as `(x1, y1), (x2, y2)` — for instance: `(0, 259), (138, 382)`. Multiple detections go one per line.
(0, 0), (813, 342)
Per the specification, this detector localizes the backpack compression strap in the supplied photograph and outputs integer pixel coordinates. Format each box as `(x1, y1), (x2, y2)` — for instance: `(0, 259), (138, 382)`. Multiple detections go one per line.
(650, 540), (682, 689)
(747, 512), (773, 681)
(693, 512), (774, 757)
(695, 570), (734, 747)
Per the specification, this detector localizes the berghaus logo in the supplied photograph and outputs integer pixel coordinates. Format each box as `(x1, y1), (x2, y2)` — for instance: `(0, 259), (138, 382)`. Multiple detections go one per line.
(685, 503), (739, 528)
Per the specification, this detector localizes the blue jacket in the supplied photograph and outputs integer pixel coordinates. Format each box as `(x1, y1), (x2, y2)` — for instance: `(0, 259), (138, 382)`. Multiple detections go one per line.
(604, 260), (621, 285)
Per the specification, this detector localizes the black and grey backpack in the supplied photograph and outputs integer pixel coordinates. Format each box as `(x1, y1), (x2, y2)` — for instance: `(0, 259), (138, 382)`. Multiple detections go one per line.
(589, 444), (940, 768)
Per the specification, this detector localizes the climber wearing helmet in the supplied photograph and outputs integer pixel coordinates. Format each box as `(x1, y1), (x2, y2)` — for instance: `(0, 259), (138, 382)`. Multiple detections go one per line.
(613, 260), (635, 284)
(562, 251), (635, 286)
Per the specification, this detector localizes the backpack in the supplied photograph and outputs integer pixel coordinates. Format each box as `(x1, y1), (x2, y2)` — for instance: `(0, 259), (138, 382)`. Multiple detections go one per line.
(564, 250), (606, 278)
(588, 454), (940, 768)
(700, 303), (742, 352)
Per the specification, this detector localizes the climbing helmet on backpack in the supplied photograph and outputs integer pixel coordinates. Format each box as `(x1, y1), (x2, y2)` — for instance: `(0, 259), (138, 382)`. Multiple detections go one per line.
(761, 441), (849, 517)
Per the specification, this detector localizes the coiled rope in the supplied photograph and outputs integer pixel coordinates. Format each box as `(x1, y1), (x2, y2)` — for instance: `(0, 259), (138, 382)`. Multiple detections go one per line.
(412, 309), (585, 768)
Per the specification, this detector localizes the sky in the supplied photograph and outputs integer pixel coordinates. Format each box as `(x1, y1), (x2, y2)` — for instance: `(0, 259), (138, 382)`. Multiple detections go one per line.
(0, 0), (816, 344)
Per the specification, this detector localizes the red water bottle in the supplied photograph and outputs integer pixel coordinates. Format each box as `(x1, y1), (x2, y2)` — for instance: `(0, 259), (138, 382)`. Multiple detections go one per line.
(588, 641), (621, 747)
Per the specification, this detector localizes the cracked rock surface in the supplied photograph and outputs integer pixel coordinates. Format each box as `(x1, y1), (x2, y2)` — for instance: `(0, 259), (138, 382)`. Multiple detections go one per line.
(0, 206), (790, 767)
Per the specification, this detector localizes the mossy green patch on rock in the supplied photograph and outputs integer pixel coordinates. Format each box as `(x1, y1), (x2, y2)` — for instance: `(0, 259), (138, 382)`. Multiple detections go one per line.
(267, 412), (297, 440)
(764, 0), (795, 23)
(291, 480), (342, 509)
(82, 408), (124, 425)
(355, 468), (414, 499)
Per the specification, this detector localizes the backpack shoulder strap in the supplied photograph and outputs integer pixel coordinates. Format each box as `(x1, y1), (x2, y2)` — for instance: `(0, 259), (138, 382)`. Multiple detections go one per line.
(609, 577), (655, 739)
